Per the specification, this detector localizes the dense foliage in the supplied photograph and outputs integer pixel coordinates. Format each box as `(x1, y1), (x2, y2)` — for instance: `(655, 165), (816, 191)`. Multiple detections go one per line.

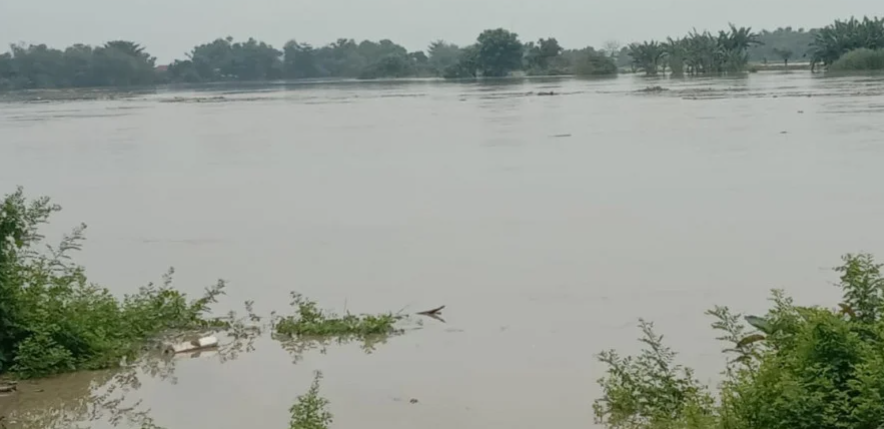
(0, 30), (619, 89)
(828, 48), (884, 71)
(3, 15), (882, 89)
(595, 253), (884, 429)
(809, 17), (884, 71)
(0, 41), (157, 90)
(628, 24), (761, 75)
(0, 188), (227, 378)
(442, 29), (617, 78)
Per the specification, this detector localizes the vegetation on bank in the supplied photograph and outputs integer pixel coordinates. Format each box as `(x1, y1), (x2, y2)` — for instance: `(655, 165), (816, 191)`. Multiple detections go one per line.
(594, 253), (884, 429)
(0, 187), (231, 378)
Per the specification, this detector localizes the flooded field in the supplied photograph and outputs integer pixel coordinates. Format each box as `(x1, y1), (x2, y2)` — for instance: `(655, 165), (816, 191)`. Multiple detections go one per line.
(1, 72), (884, 428)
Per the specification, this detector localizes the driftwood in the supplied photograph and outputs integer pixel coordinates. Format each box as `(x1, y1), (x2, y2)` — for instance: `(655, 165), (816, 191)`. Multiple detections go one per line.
(416, 305), (446, 323)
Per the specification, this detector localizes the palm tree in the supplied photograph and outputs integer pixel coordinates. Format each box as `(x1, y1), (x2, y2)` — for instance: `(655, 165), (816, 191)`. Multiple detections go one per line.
(627, 41), (664, 75)
(662, 37), (686, 75)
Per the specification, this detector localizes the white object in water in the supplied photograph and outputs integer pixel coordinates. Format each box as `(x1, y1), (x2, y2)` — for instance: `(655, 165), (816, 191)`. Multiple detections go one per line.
(164, 335), (220, 355)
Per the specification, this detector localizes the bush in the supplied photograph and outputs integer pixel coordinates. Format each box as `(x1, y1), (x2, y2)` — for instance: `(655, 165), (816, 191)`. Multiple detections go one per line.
(595, 253), (884, 429)
(829, 48), (884, 71)
(0, 187), (226, 378)
(574, 51), (618, 76)
(290, 371), (333, 429)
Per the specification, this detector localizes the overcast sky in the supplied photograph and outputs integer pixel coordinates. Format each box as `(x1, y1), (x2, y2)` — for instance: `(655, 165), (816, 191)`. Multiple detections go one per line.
(0, 0), (880, 63)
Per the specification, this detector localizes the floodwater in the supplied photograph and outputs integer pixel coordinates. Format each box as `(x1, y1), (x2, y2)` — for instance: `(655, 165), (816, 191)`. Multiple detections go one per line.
(2, 72), (884, 428)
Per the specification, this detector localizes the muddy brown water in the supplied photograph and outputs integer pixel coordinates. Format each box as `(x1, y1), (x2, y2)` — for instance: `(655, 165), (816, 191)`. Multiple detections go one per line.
(2, 72), (884, 428)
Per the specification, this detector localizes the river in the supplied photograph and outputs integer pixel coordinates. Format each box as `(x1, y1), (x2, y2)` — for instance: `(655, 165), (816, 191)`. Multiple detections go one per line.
(1, 72), (884, 428)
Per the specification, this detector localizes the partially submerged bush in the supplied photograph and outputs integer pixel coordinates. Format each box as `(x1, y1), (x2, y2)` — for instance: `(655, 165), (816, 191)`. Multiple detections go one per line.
(274, 292), (402, 337)
(595, 253), (884, 429)
(290, 371), (333, 429)
(0, 187), (226, 378)
(829, 48), (884, 71)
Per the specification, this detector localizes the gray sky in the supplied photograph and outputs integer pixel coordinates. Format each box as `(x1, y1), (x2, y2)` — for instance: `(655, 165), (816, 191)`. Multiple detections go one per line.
(1, 0), (881, 63)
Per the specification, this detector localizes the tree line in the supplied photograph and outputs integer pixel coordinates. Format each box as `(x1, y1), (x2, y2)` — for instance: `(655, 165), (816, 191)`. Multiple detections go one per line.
(0, 29), (616, 90)
(1, 16), (882, 90)
(624, 16), (883, 75)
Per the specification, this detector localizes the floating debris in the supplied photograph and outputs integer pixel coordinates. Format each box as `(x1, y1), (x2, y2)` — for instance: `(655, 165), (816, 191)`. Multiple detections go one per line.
(416, 305), (446, 323)
(162, 335), (219, 355)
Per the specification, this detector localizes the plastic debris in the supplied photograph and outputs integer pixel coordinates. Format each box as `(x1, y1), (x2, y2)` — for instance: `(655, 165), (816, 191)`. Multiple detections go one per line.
(162, 335), (219, 355)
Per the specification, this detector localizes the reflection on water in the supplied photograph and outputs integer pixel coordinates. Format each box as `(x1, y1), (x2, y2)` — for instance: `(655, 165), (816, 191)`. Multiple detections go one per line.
(2, 72), (884, 428)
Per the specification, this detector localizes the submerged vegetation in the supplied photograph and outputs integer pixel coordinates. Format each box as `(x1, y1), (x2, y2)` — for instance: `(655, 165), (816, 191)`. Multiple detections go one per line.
(595, 253), (884, 429)
(274, 293), (402, 337)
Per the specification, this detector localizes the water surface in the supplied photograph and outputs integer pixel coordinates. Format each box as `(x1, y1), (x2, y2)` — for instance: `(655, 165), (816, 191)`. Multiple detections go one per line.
(2, 72), (884, 428)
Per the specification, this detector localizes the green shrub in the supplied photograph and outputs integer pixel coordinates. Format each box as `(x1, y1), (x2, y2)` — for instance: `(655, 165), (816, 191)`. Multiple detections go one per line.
(593, 320), (716, 429)
(829, 48), (884, 71)
(0, 187), (227, 378)
(290, 371), (333, 429)
(595, 253), (884, 429)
